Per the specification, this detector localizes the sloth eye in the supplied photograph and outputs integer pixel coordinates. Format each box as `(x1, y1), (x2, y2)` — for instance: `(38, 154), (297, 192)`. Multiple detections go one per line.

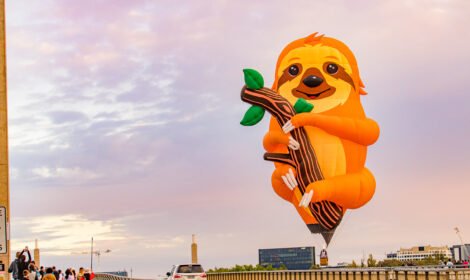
(288, 64), (299, 76)
(326, 63), (339, 74)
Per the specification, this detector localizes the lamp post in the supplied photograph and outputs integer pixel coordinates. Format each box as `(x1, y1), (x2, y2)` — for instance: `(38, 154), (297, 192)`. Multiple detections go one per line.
(72, 243), (111, 272)
(91, 237), (94, 272)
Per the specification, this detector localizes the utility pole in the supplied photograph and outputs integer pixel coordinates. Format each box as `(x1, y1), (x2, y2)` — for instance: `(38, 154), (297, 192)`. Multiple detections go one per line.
(0, 0), (10, 278)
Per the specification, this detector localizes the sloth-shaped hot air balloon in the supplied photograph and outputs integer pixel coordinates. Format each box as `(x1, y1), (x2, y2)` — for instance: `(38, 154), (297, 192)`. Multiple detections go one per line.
(240, 33), (380, 245)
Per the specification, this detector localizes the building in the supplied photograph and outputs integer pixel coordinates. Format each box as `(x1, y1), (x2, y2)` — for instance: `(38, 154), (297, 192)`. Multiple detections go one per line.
(259, 247), (315, 270)
(386, 245), (452, 261)
(386, 253), (397, 259)
(450, 244), (470, 261)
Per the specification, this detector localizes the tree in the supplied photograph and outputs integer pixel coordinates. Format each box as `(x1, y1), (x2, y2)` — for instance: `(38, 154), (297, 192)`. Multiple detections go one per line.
(207, 264), (287, 273)
(377, 259), (404, 267)
(348, 261), (358, 268)
(367, 254), (377, 267)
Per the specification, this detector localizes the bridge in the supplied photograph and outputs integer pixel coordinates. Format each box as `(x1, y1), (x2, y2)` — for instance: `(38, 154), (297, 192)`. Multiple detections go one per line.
(92, 267), (470, 280)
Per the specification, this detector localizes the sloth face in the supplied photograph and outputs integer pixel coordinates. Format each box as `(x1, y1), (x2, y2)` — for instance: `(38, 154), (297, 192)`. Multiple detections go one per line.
(276, 44), (356, 113)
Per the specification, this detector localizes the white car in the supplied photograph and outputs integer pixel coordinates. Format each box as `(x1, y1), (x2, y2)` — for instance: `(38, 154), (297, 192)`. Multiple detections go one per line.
(167, 264), (207, 280)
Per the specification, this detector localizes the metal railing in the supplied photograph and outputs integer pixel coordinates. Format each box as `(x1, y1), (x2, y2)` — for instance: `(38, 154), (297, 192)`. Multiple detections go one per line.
(93, 267), (470, 280)
(207, 268), (470, 280)
(94, 273), (156, 280)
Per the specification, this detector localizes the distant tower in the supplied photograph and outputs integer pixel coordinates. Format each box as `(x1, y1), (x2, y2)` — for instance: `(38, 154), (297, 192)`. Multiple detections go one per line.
(191, 234), (198, 264)
(34, 239), (40, 267)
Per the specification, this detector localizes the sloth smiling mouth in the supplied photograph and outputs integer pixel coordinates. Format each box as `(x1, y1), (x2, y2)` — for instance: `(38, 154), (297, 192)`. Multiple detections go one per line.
(295, 88), (332, 99)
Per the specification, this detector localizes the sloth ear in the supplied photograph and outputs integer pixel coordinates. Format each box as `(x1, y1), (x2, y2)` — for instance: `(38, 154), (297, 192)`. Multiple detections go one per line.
(304, 32), (324, 44)
(358, 79), (367, 95)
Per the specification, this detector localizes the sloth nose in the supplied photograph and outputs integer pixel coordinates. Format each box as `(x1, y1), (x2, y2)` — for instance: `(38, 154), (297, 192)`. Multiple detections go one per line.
(303, 75), (323, 88)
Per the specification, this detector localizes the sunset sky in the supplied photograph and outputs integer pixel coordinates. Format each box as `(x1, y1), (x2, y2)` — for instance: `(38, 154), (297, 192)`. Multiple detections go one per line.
(5, 0), (470, 277)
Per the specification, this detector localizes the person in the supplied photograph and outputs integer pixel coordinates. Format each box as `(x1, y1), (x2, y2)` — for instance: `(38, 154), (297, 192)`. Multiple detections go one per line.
(463, 259), (469, 268)
(446, 259), (454, 268)
(57, 270), (63, 280)
(17, 247), (32, 280)
(42, 268), (56, 280)
(64, 269), (74, 280)
(39, 267), (45, 279)
(8, 252), (21, 280)
(23, 270), (30, 280)
(28, 264), (38, 280)
(76, 268), (84, 280)
(52, 267), (59, 280)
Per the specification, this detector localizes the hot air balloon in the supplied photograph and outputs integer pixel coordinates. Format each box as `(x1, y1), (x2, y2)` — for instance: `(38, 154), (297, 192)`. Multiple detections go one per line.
(240, 33), (380, 245)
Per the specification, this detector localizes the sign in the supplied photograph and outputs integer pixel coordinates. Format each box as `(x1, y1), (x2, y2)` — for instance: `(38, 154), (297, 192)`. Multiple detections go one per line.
(0, 207), (6, 254)
(0, 263), (4, 271)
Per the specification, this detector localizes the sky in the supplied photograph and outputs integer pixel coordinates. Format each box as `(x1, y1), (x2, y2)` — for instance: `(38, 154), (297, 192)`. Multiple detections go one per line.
(4, 0), (470, 278)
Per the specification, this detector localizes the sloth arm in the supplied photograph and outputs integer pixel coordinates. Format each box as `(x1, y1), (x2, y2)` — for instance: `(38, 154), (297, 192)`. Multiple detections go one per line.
(306, 167), (376, 209)
(263, 130), (290, 152)
(291, 113), (380, 146)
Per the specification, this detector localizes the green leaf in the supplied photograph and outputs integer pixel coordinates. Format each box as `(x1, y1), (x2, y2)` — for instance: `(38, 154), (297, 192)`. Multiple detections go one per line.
(240, 105), (265, 126)
(294, 98), (314, 113)
(243, 69), (264, 89)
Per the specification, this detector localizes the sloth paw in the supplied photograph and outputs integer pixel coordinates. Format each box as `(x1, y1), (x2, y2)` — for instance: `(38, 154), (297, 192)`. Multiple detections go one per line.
(282, 120), (296, 133)
(281, 168), (297, 191)
(288, 136), (300, 150)
(299, 190), (314, 208)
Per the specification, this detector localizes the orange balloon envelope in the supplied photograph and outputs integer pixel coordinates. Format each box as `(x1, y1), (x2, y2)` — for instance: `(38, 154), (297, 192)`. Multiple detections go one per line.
(240, 33), (380, 245)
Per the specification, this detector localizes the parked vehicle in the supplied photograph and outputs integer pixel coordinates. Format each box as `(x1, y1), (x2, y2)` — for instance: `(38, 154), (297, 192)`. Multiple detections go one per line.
(167, 264), (206, 280)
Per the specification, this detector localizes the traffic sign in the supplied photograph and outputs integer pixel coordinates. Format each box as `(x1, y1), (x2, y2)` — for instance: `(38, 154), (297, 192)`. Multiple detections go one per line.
(0, 207), (6, 254)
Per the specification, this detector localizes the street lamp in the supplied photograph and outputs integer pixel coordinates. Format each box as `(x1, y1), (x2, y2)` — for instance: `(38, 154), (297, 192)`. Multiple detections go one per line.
(72, 238), (111, 272)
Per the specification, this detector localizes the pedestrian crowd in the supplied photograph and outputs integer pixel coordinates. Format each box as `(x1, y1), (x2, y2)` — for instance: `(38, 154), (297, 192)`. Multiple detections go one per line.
(8, 247), (95, 280)
(443, 258), (470, 268)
